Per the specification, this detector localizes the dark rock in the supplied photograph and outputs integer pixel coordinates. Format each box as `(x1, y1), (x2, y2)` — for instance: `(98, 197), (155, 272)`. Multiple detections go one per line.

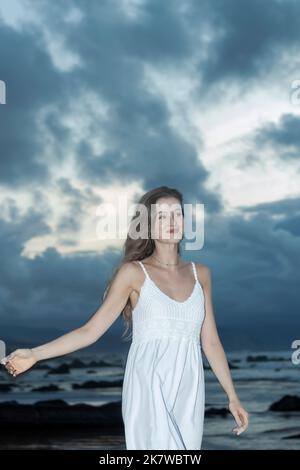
(247, 355), (288, 362)
(35, 363), (51, 370)
(205, 407), (230, 417)
(87, 360), (116, 368)
(228, 361), (239, 369)
(269, 395), (300, 411)
(47, 364), (70, 375)
(0, 384), (14, 392)
(247, 355), (269, 362)
(0, 399), (123, 427)
(67, 359), (86, 369)
(72, 379), (123, 389)
(31, 384), (63, 392)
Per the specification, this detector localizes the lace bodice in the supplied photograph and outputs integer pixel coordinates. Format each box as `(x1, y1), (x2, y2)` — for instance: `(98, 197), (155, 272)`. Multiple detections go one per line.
(131, 261), (205, 345)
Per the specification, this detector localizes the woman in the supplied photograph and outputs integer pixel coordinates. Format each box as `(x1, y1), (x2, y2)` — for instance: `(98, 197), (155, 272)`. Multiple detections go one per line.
(1, 185), (249, 450)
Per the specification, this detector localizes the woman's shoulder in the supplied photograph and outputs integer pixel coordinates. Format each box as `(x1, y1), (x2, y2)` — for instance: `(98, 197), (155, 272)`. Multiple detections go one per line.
(194, 262), (211, 283)
(194, 261), (210, 271)
(120, 260), (142, 274)
(116, 261), (145, 291)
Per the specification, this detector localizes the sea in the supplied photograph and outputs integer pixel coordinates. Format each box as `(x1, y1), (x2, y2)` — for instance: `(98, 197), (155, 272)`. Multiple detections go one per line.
(0, 348), (299, 450)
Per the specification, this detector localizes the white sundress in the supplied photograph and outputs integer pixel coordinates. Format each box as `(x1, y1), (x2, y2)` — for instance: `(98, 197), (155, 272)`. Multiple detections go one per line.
(121, 260), (206, 450)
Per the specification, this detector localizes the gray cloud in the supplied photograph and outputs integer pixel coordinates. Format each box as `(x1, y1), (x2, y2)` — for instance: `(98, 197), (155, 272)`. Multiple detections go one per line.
(0, 21), (65, 185)
(55, 177), (103, 236)
(0, 206), (122, 333)
(0, 0), (299, 350)
(255, 114), (300, 159)
(188, 0), (300, 88)
(17, 0), (220, 210)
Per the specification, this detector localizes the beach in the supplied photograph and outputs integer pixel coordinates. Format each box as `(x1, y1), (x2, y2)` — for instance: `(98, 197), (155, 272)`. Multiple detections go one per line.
(0, 349), (299, 450)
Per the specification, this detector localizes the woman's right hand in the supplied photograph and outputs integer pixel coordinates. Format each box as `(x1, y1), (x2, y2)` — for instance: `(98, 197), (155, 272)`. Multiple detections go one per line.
(0, 349), (38, 377)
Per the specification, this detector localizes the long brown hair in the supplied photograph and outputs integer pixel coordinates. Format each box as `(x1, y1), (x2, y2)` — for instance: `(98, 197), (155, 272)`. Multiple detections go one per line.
(102, 185), (185, 342)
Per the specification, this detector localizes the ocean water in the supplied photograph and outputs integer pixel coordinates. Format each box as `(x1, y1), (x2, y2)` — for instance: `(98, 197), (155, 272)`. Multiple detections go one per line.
(0, 348), (299, 450)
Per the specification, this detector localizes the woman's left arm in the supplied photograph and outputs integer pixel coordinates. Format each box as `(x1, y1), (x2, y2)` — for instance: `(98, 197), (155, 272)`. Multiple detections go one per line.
(197, 264), (250, 436)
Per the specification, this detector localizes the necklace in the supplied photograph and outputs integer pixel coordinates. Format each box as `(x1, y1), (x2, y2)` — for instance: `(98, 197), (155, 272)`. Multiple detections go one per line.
(152, 254), (179, 266)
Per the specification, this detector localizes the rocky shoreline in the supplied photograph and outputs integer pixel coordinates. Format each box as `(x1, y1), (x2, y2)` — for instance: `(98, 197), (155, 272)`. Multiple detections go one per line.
(0, 394), (299, 428)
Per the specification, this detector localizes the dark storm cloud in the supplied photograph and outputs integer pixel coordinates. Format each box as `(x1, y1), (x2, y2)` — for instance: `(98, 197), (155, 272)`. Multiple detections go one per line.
(207, 207), (300, 329)
(274, 214), (300, 237)
(2, 0), (300, 189)
(239, 196), (300, 237)
(0, 20), (65, 185)
(55, 177), (103, 235)
(188, 0), (300, 88)
(1, 194), (299, 350)
(255, 114), (300, 159)
(26, 0), (221, 211)
(0, 204), (121, 334)
(240, 195), (300, 215)
(0, 202), (52, 318)
(75, 116), (217, 209)
(0, 0), (299, 349)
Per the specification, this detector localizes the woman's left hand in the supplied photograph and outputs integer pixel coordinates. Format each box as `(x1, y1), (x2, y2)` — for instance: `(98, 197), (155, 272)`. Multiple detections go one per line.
(228, 398), (249, 435)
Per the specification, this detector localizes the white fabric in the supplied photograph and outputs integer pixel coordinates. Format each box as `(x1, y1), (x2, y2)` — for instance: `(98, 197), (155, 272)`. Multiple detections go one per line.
(122, 260), (206, 450)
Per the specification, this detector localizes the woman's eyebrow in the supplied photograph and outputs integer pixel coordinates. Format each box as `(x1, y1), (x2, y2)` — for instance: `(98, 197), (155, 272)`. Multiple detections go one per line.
(157, 209), (182, 214)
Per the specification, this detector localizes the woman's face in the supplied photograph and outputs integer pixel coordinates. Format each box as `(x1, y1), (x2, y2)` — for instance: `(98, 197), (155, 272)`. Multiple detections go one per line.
(151, 197), (184, 243)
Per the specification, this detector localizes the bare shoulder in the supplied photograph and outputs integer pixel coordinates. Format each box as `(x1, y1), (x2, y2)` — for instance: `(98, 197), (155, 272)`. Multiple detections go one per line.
(194, 262), (212, 287)
(116, 260), (143, 290)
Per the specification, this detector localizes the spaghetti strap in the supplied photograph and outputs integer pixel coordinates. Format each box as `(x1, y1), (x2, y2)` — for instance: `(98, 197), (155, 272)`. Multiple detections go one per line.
(191, 261), (198, 282)
(137, 260), (150, 279)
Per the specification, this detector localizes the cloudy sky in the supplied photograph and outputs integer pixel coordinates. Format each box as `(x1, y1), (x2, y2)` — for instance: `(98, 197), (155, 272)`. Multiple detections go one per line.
(0, 0), (299, 352)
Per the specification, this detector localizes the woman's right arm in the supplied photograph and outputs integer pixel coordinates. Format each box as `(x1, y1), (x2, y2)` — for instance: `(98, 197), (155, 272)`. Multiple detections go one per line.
(1, 262), (137, 374)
